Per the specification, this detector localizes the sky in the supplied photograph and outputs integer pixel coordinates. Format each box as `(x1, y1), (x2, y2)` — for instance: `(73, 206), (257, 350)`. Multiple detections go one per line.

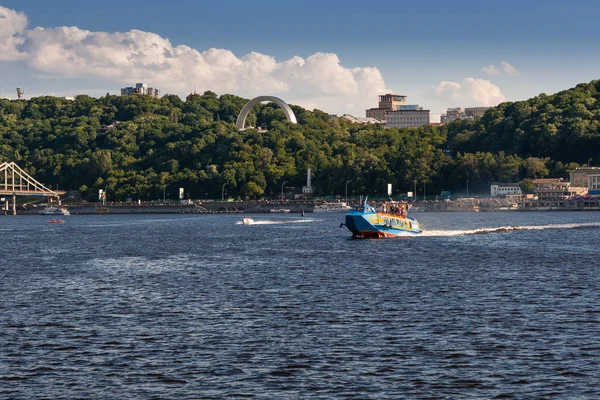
(1, 0), (599, 121)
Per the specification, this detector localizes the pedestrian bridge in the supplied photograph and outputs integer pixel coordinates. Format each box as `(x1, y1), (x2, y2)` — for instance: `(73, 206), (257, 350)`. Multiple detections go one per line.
(1, 161), (65, 215)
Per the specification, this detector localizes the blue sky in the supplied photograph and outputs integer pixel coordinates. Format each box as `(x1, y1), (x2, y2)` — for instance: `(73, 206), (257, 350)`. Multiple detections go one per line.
(1, 0), (599, 119)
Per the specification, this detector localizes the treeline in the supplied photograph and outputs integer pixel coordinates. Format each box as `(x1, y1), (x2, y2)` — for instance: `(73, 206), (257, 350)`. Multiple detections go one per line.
(1, 81), (598, 201)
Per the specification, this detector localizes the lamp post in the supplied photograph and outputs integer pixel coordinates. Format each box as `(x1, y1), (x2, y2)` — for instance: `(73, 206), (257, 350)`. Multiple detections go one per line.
(163, 185), (166, 203)
(466, 179), (469, 198)
(221, 183), (227, 201)
(587, 157), (593, 166)
(414, 179), (417, 201)
(281, 181), (287, 201)
(345, 180), (351, 203)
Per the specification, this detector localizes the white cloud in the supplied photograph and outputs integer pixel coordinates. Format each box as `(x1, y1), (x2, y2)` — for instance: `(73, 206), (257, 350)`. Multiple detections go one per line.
(482, 64), (500, 76)
(0, 6), (390, 116)
(482, 60), (519, 76)
(0, 6), (28, 60)
(425, 77), (506, 121)
(500, 61), (518, 76)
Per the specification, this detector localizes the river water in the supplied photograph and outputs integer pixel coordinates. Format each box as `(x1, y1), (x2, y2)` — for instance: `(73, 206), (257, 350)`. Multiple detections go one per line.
(1, 211), (599, 399)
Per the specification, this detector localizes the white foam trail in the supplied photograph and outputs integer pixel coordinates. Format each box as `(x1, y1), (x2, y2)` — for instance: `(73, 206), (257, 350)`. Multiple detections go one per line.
(422, 222), (600, 237)
(236, 218), (318, 225)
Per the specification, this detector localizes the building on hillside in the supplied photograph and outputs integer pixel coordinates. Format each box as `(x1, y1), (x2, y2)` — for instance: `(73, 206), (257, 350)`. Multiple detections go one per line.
(365, 93), (407, 121)
(440, 107), (463, 124)
(441, 106), (490, 123)
(121, 83), (160, 98)
(385, 105), (430, 128)
(464, 107), (489, 118)
(588, 174), (600, 195)
(570, 167), (600, 188)
(491, 183), (522, 197)
(532, 178), (587, 201)
(340, 114), (380, 124)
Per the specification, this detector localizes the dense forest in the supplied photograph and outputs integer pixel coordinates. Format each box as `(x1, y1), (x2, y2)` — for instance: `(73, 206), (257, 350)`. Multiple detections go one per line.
(1, 80), (599, 201)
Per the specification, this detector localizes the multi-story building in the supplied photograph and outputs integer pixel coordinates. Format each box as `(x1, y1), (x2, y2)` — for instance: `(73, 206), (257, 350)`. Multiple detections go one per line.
(440, 106), (490, 124)
(365, 93), (407, 121)
(440, 107), (463, 124)
(490, 183), (522, 197)
(464, 107), (489, 118)
(570, 167), (600, 188)
(385, 105), (430, 128)
(532, 178), (587, 201)
(588, 174), (600, 195)
(121, 83), (160, 98)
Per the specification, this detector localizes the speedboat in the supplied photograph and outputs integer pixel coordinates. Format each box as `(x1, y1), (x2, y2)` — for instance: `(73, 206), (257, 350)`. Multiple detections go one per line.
(341, 197), (422, 238)
(242, 217), (254, 225)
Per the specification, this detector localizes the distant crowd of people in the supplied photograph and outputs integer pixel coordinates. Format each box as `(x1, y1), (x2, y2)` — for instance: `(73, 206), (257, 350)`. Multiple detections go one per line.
(382, 202), (409, 218)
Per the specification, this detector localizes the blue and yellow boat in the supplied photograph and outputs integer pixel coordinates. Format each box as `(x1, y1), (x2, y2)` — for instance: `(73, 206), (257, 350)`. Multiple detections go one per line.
(342, 198), (422, 238)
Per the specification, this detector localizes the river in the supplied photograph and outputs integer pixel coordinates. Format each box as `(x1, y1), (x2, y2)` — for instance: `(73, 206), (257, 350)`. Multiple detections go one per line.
(2, 211), (599, 398)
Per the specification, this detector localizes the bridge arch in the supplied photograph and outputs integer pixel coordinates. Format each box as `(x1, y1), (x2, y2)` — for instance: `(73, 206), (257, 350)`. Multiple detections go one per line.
(236, 96), (297, 130)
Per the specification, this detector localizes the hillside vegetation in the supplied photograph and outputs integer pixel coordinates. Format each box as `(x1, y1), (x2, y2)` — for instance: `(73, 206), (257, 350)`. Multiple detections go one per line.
(1, 81), (599, 201)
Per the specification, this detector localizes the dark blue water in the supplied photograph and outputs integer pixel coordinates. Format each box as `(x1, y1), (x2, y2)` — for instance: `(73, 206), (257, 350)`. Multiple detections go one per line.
(2, 212), (600, 399)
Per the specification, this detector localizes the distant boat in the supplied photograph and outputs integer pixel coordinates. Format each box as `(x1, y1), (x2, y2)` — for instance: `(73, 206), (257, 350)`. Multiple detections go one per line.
(342, 197), (422, 239)
(47, 218), (64, 223)
(313, 201), (352, 213)
(269, 209), (290, 213)
(301, 209), (305, 216)
(40, 206), (70, 215)
(242, 217), (254, 225)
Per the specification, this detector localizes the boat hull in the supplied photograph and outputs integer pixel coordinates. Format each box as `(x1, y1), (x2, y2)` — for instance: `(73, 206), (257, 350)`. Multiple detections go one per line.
(345, 210), (421, 238)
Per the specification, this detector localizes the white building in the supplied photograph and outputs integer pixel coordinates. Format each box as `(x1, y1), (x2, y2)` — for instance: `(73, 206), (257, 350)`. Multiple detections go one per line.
(385, 105), (430, 128)
(441, 106), (490, 124)
(341, 114), (380, 124)
(588, 174), (600, 195)
(121, 83), (160, 98)
(491, 183), (522, 197)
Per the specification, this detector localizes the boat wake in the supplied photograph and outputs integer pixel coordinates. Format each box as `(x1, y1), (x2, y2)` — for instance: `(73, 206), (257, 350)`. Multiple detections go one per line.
(237, 218), (318, 225)
(422, 222), (600, 237)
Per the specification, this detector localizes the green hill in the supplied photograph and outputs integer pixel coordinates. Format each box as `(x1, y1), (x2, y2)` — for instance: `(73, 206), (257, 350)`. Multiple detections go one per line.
(1, 81), (598, 200)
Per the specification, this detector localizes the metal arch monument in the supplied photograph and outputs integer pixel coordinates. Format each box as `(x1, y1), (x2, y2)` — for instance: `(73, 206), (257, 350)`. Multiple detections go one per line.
(236, 96), (297, 130)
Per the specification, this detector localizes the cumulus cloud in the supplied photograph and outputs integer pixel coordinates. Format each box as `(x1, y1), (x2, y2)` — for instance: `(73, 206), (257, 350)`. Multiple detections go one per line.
(0, 6), (28, 60)
(425, 77), (506, 121)
(428, 78), (506, 106)
(482, 60), (519, 76)
(0, 6), (389, 115)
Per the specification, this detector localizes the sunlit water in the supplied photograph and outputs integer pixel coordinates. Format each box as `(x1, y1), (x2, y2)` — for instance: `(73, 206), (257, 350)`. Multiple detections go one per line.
(2, 211), (600, 398)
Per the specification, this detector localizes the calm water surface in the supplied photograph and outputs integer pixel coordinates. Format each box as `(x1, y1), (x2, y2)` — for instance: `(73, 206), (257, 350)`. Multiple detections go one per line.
(1, 211), (600, 399)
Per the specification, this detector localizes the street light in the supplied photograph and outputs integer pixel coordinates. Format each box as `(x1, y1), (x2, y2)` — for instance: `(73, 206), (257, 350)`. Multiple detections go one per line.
(221, 183), (227, 201)
(466, 179), (469, 198)
(414, 179), (417, 201)
(345, 180), (351, 203)
(587, 157), (593, 166)
(281, 181), (287, 201)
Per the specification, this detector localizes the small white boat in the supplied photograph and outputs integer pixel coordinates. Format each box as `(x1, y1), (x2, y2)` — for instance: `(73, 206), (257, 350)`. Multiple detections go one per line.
(242, 217), (254, 225)
(40, 206), (70, 215)
(313, 201), (352, 213)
